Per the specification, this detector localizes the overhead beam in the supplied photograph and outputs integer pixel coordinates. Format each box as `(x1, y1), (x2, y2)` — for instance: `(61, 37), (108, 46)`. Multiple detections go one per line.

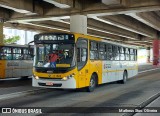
(7, 0), (160, 20)
(5, 20), (130, 42)
(0, 0), (43, 15)
(102, 0), (124, 6)
(88, 29), (127, 42)
(0, 0), (33, 13)
(62, 18), (143, 40)
(98, 15), (157, 38)
(32, 21), (69, 31)
(88, 18), (140, 40)
(128, 12), (160, 32)
(0, 7), (10, 20)
(43, 0), (79, 9)
(4, 21), (148, 46)
(32, 20), (128, 41)
(126, 0), (160, 7)
(124, 42), (151, 47)
(9, 17), (140, 41)
(4, 22), (68, 33)
(87, 0), (160, 17)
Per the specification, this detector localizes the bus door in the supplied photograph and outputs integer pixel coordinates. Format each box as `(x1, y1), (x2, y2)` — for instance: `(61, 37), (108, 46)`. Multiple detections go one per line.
(76, 39), (88, 88)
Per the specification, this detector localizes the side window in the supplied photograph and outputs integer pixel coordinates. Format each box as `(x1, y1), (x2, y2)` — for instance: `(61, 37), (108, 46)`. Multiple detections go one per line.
(114, 46), (119, 60)
(90, 41), (98, 60)
(130, 49), (135, 61)
(119, 47), (125, 61)
(106, 44), (112, 60)
(125, 48), (130, 61)
(22, 48), (33, 60)
(22, 48), (28, 60)
(76, 39), (88, 70)
(99, 43), (106, 60)
(13, 47), (22, 60)
(0, 47), (12, 60)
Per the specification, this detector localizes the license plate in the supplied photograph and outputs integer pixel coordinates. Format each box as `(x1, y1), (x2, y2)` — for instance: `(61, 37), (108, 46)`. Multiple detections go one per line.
(46, 82), (53, 86)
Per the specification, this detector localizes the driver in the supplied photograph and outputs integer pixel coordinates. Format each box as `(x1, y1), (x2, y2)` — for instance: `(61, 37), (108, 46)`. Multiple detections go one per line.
(48, 50), (60, 67)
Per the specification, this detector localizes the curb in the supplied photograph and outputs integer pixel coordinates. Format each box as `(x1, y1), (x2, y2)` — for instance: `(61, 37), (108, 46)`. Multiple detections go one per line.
(123, 92), (160, 116)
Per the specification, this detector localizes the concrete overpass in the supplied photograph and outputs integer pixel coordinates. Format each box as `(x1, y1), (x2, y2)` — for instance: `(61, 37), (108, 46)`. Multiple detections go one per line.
(1, 1), (160, 114)
(0, 0), (160, 63)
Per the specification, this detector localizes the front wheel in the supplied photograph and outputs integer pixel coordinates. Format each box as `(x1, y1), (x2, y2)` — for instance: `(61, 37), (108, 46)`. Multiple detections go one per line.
(86, 75), (96, 92)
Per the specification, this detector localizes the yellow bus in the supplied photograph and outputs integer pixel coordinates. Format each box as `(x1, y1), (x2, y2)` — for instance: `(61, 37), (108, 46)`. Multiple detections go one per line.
(0, 44), (33, 79)
(31, 32), (138, 92)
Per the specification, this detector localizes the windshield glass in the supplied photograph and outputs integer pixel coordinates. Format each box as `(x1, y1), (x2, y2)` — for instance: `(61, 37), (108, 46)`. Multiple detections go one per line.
(35, 43), (75, 68)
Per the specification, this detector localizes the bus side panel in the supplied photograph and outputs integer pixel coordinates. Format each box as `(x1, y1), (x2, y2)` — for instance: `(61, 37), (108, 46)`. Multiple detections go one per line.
(128, 61), (138, 78)
(114, 60), (122, 81)
(0, 60), (6, 79)
(88, 60), (102, 85)
(133, 61), (138, 76)
(5, 60), (13, 78)
(118, 61), (127, 80)
(20, 60), (33, 77)
(10, 60), (21, 77)
(102, 60), (119, 83)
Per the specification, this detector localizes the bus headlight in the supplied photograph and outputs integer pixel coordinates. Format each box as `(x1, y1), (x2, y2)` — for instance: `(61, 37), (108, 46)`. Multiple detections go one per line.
(35, 76), (39, 80)
(33, 75), (39, 80)
(61, 74), (75, 81)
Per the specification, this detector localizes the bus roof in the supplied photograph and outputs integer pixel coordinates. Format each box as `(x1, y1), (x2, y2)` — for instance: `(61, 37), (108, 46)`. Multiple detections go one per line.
(0, 44), (29, 48)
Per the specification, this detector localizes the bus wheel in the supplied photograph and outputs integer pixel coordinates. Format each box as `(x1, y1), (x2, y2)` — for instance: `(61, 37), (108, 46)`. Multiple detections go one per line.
(87, 75), (96, 92)
(121, 71), (127, 84)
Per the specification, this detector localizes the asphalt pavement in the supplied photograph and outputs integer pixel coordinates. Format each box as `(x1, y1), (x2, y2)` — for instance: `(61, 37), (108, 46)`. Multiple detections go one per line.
(0, 64), (159, 116)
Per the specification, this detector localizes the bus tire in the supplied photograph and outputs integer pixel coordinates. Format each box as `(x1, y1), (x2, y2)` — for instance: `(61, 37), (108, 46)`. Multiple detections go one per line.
(121, 71), (127, 84)
(86, 75), (96, 92)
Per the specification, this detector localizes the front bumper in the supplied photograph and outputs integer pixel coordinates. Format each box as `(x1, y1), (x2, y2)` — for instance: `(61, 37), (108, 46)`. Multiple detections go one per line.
(32, 77), (76, 89)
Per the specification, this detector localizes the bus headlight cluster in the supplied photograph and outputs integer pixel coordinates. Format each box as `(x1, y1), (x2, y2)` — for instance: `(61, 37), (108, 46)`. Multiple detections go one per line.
(61, 74), (75, 81)
(33, 75), (39, 80)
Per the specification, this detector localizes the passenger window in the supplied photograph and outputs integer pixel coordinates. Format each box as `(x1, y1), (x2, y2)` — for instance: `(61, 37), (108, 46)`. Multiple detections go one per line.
(90, 41), (99, 60)
(99, 43), (106, 60)
(0, 47), (12, 60)
(76, 39), (88, 70)
(13, 47), (22, 60)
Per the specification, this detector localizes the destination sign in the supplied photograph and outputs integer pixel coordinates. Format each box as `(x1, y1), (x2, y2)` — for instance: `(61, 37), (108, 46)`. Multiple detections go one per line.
(34, 34), (74, 41)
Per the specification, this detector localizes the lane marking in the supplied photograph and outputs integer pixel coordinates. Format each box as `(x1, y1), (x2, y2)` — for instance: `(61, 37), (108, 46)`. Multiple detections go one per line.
(139, 67), (160, 74)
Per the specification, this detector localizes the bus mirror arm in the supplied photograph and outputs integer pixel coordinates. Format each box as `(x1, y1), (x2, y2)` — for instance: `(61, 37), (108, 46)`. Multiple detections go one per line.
(28, 41), (35, 58)
(28, 40), (34, 45)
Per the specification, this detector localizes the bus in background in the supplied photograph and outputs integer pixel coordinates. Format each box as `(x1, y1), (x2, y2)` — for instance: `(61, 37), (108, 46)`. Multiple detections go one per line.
(31, 33), (138, 92)
(0, 44), (33, 79)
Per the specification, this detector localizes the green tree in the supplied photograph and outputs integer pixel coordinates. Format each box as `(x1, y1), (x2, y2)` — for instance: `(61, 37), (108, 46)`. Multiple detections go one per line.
(4, 35), (20, 44)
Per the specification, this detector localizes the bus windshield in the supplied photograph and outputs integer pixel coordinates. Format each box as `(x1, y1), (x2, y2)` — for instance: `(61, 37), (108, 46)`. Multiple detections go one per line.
(35, 43), (75, 68)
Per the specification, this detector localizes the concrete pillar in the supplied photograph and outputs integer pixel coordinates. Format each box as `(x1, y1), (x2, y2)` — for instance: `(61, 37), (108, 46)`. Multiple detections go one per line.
(70, 15), (87, 35)
(153, 40), (160, 65)
(0, 22), (3, 44)
(25, 31), (28, 45)
(146, 47), (150, 63)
